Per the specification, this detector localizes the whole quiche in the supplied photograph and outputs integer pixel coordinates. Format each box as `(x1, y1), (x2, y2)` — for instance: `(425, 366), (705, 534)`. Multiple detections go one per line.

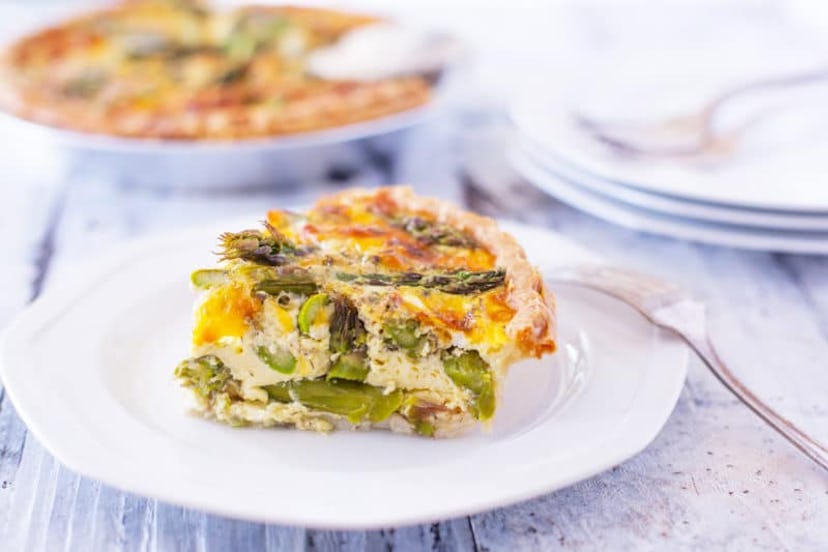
(0, 0), (431, 139)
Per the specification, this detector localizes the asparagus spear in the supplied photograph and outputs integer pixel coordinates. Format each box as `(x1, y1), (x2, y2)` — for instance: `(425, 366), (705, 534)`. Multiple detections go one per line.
(256, 346), (296, 374)
(253, 278), (318, 296)
(327, 352), (369, 382)
(298, 293), (329, 335)
(336, 269), (506, 295)
(328, 296), (369, 381)
(329, 296), (367, 353)
(174, 355), (240, 401)
(201, 268), (502, 296)
(190, 269), (229, 289)
(395, 216), (478, 248)
(263, 379), (404, 424)
(383, 319), (429, 358)
(219, 224), (298, 265)
(443, 350), (496, 421)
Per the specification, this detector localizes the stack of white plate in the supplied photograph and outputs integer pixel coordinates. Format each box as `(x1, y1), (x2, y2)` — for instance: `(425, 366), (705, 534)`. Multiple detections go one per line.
(508, 87), (828, 254)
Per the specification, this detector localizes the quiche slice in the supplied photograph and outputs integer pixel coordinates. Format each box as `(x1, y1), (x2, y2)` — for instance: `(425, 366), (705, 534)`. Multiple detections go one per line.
(175, 187), (556, 437)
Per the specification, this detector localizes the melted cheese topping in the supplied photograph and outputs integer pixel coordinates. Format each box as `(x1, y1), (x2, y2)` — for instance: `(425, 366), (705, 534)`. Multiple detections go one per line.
(193, 284), (259, 346)
(263, 192), (517, 354)
(196, 192), (517, 355)
(269, 197), (497, 272)
(397, 288), (513, 352)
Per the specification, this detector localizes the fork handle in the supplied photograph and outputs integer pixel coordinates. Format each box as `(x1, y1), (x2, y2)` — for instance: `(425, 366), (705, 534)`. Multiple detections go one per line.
(683, 334), (828, 472)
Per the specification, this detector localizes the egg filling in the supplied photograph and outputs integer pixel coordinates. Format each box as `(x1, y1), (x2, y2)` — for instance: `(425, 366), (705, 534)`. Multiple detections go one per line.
(174, 187), (556, 437)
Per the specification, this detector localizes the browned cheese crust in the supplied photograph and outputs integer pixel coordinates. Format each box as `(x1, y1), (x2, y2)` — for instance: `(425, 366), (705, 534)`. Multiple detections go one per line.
(322, 186), (557, 358)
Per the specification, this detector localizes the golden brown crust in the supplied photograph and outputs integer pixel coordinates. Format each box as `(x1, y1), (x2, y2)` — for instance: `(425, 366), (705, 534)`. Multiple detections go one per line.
(317, 186), (558, 357)
(0, 2), (432, 140)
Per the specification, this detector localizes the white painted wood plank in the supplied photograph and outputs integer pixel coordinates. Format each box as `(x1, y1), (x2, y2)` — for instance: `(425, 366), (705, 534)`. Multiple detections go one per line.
(471, 375), (828, 550)
(2, 440), (62, 551)
(1, 82), (827, 552)
(0, 153), (67, 544)
(779, 256), (828, 336)
(304, 530), (367, 551)
(264, 525), (306, 551)
(462, 127), (828, 551)
(88, 487), (129, 550)
(364, 519), (478, 552)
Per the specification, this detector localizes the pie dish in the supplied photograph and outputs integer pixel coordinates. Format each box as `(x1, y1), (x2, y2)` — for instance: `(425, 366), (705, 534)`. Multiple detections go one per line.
(175, 187), (557, 436)
(0, 0), (431, 139)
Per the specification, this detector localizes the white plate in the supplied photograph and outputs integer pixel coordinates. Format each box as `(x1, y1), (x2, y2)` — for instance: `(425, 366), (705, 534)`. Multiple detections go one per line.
(0, 219), (688, 528)
(518, 137), (828, 232)
(510, 86), (828, 213)
(512, 149), (828, 255)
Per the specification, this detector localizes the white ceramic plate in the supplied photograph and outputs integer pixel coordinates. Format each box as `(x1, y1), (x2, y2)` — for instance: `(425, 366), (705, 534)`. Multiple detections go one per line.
(0, 219), (688, 528)
(509, 86), (828, 213)
(512, 149), (828, 255)
(518, 137), (828, 232)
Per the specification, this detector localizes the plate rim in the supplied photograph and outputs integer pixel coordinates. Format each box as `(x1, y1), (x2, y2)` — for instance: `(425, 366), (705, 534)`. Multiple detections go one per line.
(511, 148), (828, 255)
(518, 136), (828, 231)
(508, 88), (828, 213)
(0, 99), (442, 155)
(0, 220), (689, 528)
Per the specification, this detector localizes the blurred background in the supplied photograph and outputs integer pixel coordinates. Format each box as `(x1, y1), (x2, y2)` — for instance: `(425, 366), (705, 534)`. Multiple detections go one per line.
(4, 0), (828, 198)
(4, 0), (828, 160)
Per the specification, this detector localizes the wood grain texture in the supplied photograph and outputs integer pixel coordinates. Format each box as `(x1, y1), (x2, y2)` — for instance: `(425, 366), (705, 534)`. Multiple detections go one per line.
(0, 26), (827, 549)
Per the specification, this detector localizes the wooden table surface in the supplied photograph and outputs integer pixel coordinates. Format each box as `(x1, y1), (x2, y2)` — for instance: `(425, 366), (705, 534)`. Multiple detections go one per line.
(1, 2), (827, 549)
(1, 113), (826, 551)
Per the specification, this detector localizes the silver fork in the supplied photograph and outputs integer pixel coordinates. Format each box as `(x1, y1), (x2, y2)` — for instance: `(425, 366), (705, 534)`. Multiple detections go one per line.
(549, 264), (828, 472)
(574, 66), (828, 159)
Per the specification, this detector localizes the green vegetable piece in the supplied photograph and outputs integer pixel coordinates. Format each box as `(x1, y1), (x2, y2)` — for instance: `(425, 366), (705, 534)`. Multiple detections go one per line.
(329, 296), (366, 353)
(263, 383), (292, 403)
(256, 346), (296, 374)
(262, 379), (403, 424)
(63, 72), (107, 98)
(443, 351), (489, 394)
(225, 33), (257, 60)
(396, 216), (478, 248)
(298, 293), (329, 335)
(334, 272), (358, 282)
(290, 380), (373, 424)
(413, 419), (435, 437)
(190, 269), (229, 289)
(174, 355), (237, 400)
(384, 320), (421, 350)
(368, 389), (404, 423)
(443, 350), (496, 421)
(253, 279), (318, 296)
(327, 352), (369, 382)
(219, 226), (297, 265)
(475, 386), (496, 421)
(334, 269), (505, 295)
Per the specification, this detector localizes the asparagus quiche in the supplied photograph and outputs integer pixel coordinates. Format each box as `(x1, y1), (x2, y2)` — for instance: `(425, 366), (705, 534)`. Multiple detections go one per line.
(0, 0), (430, 139)
(175, 187), (556, 437)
